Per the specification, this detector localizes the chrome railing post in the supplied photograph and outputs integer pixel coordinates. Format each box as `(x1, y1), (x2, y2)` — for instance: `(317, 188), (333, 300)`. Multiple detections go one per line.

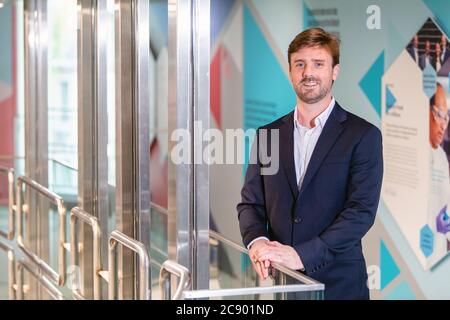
(0, 241), (16, 299)
(70, 207), (102, 299)
(16, 176), (67, 286)
(0, 166), (15, 240)
(159, 260), (191, 300)
(108, 230), (150, 300)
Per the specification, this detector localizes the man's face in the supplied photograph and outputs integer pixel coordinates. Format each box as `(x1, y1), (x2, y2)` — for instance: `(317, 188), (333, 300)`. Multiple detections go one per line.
(430, 86), (449, 149)
(289, 46), (339, 105)
(425, 41), (430, 54)
(413, 35), (419, 48)
(436, 42), (441, 56)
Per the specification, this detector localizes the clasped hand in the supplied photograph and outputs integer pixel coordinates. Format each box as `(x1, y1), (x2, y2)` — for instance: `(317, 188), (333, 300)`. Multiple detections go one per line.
(248, 239), (303, 280)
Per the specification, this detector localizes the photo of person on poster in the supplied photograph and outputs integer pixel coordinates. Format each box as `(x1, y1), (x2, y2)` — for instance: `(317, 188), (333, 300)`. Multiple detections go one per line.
(440, 35), (450, 66)
(419, 40), (432, 70)
(407, 34), (420, 65)
(433, 42), (442, 71)
(424, 82), (450, 266)
(406, 21), (450, 76)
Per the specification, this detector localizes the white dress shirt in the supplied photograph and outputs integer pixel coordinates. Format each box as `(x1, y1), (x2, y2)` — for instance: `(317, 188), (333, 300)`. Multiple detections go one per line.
(247, 98), (336, 249)
(294, 97), (335, 188)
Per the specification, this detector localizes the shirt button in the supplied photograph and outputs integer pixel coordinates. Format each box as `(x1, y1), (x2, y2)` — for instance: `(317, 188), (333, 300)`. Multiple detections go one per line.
(294, 217), (302, 223)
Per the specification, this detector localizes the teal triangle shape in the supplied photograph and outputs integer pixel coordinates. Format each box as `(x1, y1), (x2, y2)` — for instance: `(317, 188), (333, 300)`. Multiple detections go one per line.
(359, 52), (384, 117)
(422, 0), (450, 38)
(243, 4), (295, 129)
(380, 239), (401, 290)
(243, 4), (295, 171)
(384, 280), (416, 300)
(303, 2), (319, 29)
(385, 22), (409, 70)
(386, 86), (396, 113)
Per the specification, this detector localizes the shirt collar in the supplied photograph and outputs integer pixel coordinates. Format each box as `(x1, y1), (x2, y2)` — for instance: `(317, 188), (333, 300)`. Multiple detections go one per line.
(294, 97), (336, 129)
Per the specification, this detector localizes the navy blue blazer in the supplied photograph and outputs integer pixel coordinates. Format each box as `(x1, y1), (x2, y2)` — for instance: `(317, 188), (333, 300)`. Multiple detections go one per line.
(237, 102), (383, 300)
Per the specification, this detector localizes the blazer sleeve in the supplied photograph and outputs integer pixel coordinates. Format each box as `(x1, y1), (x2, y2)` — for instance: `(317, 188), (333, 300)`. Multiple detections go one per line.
(237, 131), (269, 248)
(295, 125), (383, 272)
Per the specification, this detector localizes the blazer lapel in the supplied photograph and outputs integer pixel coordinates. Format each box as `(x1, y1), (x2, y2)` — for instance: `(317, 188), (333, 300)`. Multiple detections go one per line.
(299, 103), (347, 195)
(279, 112), (299, 198)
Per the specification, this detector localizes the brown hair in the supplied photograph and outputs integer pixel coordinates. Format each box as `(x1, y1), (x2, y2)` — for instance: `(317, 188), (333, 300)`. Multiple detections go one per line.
(288, 27), (340, 68)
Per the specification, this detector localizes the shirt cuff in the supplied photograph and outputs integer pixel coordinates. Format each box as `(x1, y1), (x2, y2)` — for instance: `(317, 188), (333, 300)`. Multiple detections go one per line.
(247, 236), (269, 250)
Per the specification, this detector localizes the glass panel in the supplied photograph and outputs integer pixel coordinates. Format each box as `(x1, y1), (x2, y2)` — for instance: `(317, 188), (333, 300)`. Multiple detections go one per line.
(205, 232), (324, 300)
(0, 158), (24, 299)
(150, 204), (168, 297)
(46, 0), (78, 299)
(106, 0), (116, 236)
(0, 168), (13, 300)
(149, 0), (169, 300)
(48, 159), (77, 205)
(0, 0), (25, 300)
(47, 0), (78, 168)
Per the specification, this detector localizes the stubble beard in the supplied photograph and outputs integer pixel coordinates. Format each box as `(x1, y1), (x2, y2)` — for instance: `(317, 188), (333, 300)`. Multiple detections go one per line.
(297, 79), (330, 104)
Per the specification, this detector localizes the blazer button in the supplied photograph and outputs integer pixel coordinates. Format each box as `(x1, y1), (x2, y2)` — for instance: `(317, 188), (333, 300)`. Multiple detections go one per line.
(294, 217), (302, 224)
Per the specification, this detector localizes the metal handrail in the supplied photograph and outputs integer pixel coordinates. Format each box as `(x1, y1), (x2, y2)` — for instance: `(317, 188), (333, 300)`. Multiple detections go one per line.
(49, 157), (77, 172)
(159, 260), (191, 300)
(0, 241), (16, 299)
(16, 176), (67, 286)
(16, 260), (64, 300)
(150, 202), (168, 216)
(183, 283), (324, 299)
(108, 230), (150, 300)
(0, 166), (15, 240)
(70, 207), (102, 299)
(209, 230), (321, 286)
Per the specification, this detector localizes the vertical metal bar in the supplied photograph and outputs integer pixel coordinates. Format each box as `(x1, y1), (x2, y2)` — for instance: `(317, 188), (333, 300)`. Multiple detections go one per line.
(168, 0), (194, 284)
(8, 169), (15, 239)
(168, 0), (210, 290)
(192, 0), (210, 290)
(108, 238), (116, 299)
(78, 0), (110, 299)
(35, 2), (49, 291)
(95, 0), (110, 299)
(115, 0), (151, 299)
(16, 260), (23, 300)
(0, 241), (16, 300)
(115, 0), (135, 299)
(8, 247), (15, 300)
(0, 168), (15, 240)
(57, 199), (67, 285)
(134, 0), (151, 300)
(77, 0), (96, 299)
(23, 0), (48, 299)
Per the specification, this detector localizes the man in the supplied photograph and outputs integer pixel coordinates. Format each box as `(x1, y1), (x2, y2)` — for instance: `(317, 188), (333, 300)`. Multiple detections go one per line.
(425, 83), (450, 266)
(434, 42), (442, 71)
(237, 28), (383, 300)
(440, 35), (450, 66)
(407, 35), (420, 65)
(419, 40), (431, 70)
